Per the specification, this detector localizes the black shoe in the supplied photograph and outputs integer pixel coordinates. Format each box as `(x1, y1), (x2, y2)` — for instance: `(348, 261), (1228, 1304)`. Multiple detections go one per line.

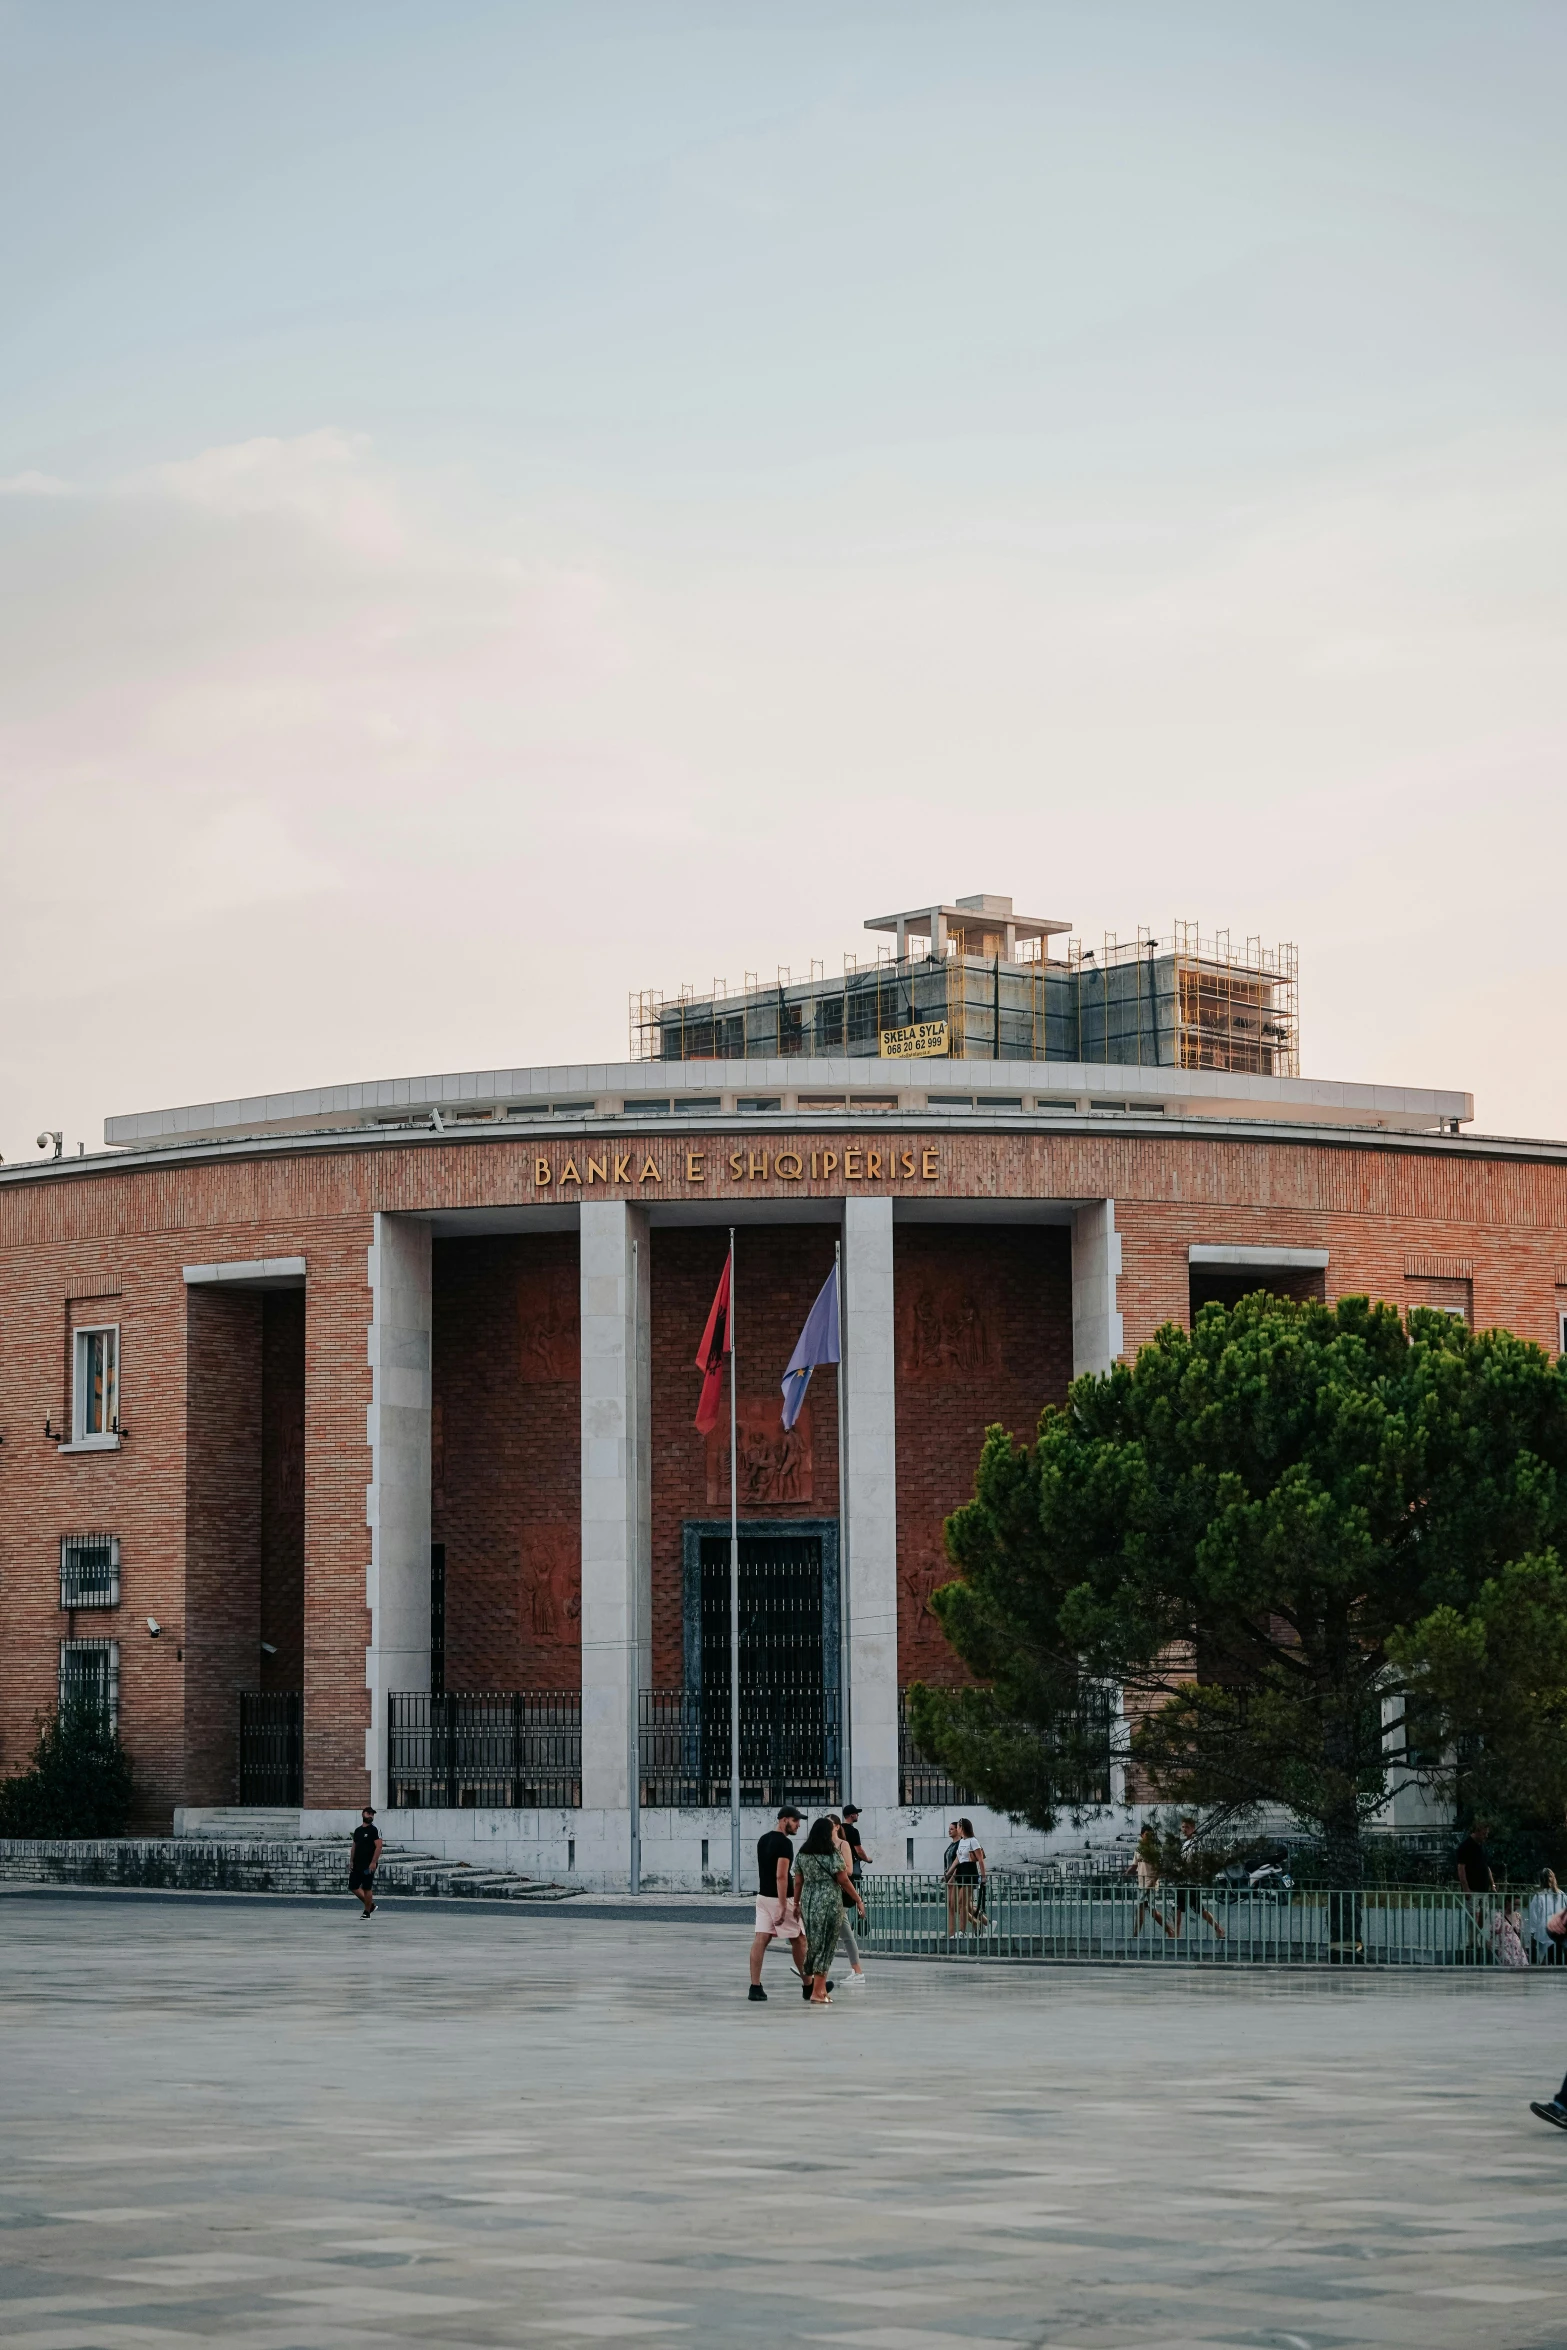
(748, 1984), (767, 2002)
(1531, 2100), (1567, 2130)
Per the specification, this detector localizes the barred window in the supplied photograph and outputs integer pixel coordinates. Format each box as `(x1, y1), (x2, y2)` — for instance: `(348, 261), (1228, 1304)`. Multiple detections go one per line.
(72, 1324), (119, 1443)
(59, 1639), (119, 1728)
(60, 1535), (120, 1610)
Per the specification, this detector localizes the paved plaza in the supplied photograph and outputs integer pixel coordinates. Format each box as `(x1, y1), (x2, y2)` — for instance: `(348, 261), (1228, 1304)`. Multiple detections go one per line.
(3, 1889), (1566, 2348)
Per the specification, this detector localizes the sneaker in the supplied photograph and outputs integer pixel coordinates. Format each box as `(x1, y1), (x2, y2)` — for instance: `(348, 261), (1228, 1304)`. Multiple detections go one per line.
(842, 1970), (866, 1987)
(748, 1985), (767, 2003)
(1530, 2100), (1567, 2130)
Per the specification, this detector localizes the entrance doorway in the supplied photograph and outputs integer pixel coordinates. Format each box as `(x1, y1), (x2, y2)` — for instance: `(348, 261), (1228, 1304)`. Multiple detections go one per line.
(682, 1523), (840, 1806)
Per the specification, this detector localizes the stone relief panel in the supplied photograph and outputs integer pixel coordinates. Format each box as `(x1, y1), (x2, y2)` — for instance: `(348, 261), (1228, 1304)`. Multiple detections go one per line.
(898, 1273), (991, 1383)
(897, 1531), (964, 1681)
(518, 1263), (580, 1383)
(521, 1523), (581, 1646)
(706, 1397), (814, 1509)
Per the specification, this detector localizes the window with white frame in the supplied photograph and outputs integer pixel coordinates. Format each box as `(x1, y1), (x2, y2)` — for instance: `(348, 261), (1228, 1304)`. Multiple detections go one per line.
(59, 1639), (119, 1727)
(72, 1324), (119, 1443)
(60, 1535), (120, 1610)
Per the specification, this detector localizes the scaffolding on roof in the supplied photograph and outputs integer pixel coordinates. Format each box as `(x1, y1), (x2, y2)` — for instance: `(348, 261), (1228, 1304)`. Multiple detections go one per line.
(630, 918), (1298, 1074)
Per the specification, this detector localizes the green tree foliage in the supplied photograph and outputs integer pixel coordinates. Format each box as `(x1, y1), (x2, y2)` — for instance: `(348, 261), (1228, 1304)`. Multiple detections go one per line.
(906, 1296), (1567, 1881)
(0, 1700), (136, 1838)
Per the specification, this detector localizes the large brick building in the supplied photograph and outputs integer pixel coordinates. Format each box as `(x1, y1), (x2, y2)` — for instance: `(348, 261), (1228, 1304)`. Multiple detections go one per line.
(2, 894), (1563, 1883)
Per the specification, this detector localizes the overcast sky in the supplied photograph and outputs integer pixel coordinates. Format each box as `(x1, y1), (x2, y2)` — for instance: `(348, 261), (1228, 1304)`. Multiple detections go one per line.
(3, 2), (1565, 1161)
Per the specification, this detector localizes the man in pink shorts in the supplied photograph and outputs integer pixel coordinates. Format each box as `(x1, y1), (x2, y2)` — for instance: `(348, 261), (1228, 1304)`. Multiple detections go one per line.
(748, 1805), (806, 2001)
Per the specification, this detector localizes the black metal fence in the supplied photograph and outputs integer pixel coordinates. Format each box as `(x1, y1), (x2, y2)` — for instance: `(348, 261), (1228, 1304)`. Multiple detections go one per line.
(899, 1691), (971, 1808)
(639, 1687), (840, 1808)
(896, 1688), (1117, 1809)
(388, 1691), (581, 1808)
(238, 1690), (302, 1805)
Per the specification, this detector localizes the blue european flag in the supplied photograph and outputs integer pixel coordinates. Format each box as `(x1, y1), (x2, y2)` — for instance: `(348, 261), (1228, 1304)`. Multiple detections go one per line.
(780, 1261), (840, 1430)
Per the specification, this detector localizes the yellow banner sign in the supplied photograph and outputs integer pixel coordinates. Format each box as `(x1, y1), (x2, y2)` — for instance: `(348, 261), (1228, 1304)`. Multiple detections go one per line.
(879, 1019), (949, 1060)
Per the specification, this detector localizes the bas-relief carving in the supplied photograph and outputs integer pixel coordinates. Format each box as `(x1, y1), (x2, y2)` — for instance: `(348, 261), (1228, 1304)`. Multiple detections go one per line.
(899, 1273), (991, 1382)
(706, 1398), (814, 1508)
(898, 1537), (962, 1675)
(521, 1524), (581, 1644)
(517, 1264), (580, 1383)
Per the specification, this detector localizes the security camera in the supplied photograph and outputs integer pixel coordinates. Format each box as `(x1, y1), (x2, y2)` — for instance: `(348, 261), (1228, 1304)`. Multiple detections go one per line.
(260, 1641), (278, 1655)
(146, 1617), (161, 1638)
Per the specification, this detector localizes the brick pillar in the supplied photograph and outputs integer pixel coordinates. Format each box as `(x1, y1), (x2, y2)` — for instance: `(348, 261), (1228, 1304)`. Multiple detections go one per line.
(844, 1195), (898, 1808)
(365, 1213), (432, 1808)
(1071, 1200), (1124, 1376)
(579, 1201), (651, 1854)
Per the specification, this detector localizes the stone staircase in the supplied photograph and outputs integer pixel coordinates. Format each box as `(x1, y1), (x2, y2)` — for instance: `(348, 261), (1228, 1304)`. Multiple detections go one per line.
(0, 1833), (578, 1901)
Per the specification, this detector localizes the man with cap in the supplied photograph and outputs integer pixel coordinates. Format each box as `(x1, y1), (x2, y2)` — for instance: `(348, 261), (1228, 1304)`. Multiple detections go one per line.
(748, 1805), (808, 2001)
(349, 1806), (383, 1920)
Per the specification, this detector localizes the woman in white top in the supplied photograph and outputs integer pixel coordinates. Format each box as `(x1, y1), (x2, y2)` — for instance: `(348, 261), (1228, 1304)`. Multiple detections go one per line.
(945, 1817), (987, 1934)
(1526, 1870), (1567, 1965)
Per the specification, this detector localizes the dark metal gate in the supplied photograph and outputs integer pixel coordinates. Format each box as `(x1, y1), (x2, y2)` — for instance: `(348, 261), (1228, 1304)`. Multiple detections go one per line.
(697, 1532), (838, 1804)
(238, 1690), (302, 1805)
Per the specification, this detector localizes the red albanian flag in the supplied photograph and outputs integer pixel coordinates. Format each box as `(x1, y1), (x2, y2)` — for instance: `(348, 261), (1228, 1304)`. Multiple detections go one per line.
(693, 1249), (733, 1434)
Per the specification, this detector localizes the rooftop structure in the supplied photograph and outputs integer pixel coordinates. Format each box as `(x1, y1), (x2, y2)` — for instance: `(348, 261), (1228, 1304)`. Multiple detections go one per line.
(631, 894), (1300, 1078)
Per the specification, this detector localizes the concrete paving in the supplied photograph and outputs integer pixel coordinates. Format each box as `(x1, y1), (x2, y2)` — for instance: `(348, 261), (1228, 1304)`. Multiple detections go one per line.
(2, 1886), (1566, 2348)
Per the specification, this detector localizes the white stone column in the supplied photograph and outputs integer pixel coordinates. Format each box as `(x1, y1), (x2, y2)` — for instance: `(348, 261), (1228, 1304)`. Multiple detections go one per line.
(580, 1201), (651, 1843)
(365, 1212), (432, 1807)
(843, 1194), (898, 1808)
(1071, 1200), (1124, 1377)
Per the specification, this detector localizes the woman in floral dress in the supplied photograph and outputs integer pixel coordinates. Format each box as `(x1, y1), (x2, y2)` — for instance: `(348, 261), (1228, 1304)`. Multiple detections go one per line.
(792, 1816), (863, 2003)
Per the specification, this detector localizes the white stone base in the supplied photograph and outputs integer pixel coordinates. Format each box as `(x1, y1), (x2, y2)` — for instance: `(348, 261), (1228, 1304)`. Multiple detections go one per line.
(178, 1802), (1132, 1890)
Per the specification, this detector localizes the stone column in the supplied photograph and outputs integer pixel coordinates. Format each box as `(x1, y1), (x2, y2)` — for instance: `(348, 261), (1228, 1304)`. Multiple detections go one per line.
(843, 1194), (899, 1808)
(365, 1213), (432, 1807)
(579, 1201), (651, 1849)
(1071, 1200), (1124, 1377)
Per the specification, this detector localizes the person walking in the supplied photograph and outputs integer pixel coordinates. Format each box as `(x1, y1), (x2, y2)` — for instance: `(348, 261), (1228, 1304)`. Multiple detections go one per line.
(794, 1816), (863, 2004)
(947, 1818), (987, 1934)
(1131, 1822), (1175, 1941)
(1526, 1870), (1567, 1965)
(1455, 1821), (1495, 1893)
(1173, 1815), (1227, 1944)
(748, 1805), (807, 2002)
(349, 1806), (382, 1919)
(943, 1820), (961, 1937)
(830, 1814), (868, 1988)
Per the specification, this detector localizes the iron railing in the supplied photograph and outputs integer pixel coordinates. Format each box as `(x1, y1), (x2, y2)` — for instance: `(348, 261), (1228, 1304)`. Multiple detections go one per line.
(860, 1874), (1553, 1968)
(639, 1687), (840, 1809)
(898, 1691), (971, 1808)
(238, 1690), (302, 1805)
(388, 1691), (581, 1808)
(896, 1689), (1116, 1809)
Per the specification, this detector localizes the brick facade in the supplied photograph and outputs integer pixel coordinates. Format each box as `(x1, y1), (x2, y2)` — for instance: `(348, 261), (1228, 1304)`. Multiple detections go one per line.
(2, 1118), (1565, 1820)
(432, 1233), (582, 1693)
(893, 1223), (1073, 1684)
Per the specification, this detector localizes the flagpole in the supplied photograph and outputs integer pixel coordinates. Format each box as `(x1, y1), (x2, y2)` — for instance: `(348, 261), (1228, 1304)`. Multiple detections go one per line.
(836, 1238), (851, 1809)
(728, 1228), (742, 1895)
(628, 1234), (641, 1898)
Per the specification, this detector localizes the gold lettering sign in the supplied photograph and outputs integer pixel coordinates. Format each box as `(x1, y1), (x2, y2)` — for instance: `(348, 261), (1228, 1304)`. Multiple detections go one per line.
(880, 1018), (949, 1060)
(528, 1140), (941, 1188)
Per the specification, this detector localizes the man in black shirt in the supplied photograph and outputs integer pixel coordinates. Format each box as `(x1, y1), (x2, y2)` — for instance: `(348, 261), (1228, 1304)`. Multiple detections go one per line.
(349, 1807), (382, 1920)
(1456, 1823), (1495, 1894)
(748, 1805), (806, 2001)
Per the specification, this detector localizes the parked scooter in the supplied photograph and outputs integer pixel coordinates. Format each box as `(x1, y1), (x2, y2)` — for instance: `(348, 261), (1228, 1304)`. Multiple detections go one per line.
(1212, 1843), (1294, 1897)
